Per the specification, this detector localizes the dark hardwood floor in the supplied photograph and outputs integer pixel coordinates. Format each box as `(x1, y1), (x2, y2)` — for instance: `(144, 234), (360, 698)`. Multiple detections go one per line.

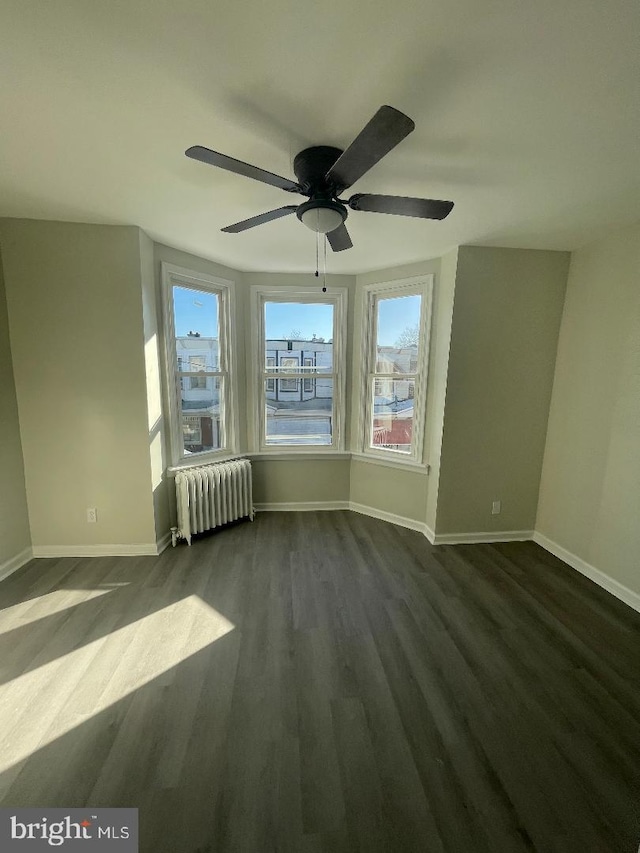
(1, 511), (639, 852)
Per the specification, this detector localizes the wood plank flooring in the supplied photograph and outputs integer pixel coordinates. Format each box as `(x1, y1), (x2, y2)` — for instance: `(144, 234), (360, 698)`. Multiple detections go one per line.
(0, 511), (639, 852)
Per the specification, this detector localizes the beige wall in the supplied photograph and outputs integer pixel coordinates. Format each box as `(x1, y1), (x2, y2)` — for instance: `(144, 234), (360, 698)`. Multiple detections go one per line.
(252, 459), (350, 505)
(0, 245), (31, 572)
(536, 223), (640, 595)
(425, 248), (458, 532)
(436, 246), (569, 534)
(349, 459), (427, 522)
(0, 219), (157, 549)
(140, 230), (171, 544)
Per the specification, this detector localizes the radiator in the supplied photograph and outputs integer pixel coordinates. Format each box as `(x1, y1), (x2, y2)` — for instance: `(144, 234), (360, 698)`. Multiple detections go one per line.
(172, 459), (254, 546)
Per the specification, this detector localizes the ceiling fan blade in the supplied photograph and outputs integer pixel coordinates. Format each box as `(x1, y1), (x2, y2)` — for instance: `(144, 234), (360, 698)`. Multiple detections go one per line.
(349, 194), (454, 220)
(325, 106), (415, 191)
(327, 222), (353, 252)
(221, 206), (298, 233)
(186, 146), (302, 194)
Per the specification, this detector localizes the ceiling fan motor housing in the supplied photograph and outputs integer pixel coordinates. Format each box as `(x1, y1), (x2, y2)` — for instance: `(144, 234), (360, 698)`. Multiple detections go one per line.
(293, 146), (343, 193)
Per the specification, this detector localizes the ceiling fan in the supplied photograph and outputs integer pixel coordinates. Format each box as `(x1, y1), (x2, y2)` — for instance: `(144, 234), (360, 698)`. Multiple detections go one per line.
(185, 106), (454, 252)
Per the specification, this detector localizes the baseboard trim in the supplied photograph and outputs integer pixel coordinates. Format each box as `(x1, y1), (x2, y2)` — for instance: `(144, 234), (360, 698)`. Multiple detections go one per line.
(156, 532), (172, 554)
(31, 544), (160, 558)
(533, 531), (640, 614)
(348, 502), (429, 536)
(432, 530), (534, 545)
(0, 547), (34, 582)
(254, 501), (350, 512)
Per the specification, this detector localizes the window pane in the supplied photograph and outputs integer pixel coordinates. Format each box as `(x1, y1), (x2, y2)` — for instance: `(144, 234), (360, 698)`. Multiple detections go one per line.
(179, 373), (224, 455)
(264, 302), (334, 373)
(376, 294), (421, 373)
(180, 404), (222, 455)
(173, 286), (220, 370)
(265, 379), (333, 446)
(303, 357), (314, 393)
(266, 357), (276, 392)
(178, 374), (220, 396)
(371, 378), (415, 453)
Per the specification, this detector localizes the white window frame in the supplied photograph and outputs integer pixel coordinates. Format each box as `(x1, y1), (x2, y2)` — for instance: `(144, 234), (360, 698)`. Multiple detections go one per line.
(358, 275), (433, 465)
(249, 286), (348, 453)
(162, 263), (238, 468)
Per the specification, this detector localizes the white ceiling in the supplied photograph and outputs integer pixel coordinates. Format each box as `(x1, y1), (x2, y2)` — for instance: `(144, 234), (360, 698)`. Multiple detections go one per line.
(1, 0), (638, 274)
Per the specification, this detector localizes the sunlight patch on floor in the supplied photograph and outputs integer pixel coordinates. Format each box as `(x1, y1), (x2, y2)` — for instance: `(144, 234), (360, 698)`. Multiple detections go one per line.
(0, 587), (117, 634)
(0, 594), (234, 790)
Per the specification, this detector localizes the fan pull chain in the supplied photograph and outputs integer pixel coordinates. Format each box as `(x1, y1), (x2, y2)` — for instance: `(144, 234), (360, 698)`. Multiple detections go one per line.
(322, 234), (327, 292)
(315, 228), (320, 278)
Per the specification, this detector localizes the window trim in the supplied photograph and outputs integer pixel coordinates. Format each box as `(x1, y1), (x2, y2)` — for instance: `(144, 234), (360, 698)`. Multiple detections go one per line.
(161, 262), (238, 468)
(249, 286), (348, 453)
(357, 275), (433, 465)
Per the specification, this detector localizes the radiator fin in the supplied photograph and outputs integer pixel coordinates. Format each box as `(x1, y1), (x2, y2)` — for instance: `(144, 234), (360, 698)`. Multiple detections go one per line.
(174, 459), (253, 545)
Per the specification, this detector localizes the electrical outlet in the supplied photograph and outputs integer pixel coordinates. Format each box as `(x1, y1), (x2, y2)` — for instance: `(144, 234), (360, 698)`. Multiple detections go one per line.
(87, 507), (98, 523)
(491, 500), (501, 515)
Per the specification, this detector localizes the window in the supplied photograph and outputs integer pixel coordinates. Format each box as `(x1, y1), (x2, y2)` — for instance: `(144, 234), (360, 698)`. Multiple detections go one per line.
(265, 357), (276, 393)
(303, 357), (315, 394)
(189, 355), (207, 390)
(251, 288), (347, 450)
(359, 276), (432, 463)
(278, 356), (299, 392)
(162, 264), (236, 464)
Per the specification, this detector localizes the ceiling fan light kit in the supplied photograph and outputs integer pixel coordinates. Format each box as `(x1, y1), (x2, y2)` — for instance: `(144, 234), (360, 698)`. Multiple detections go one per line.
(185, 105), (454, 252)
(297, 199), (346, 234)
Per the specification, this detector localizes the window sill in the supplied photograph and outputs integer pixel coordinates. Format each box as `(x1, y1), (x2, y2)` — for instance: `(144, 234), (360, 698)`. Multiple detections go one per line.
(167, 453), (246, 476)
(249, 450), (350, 462)
(350, 452), (430, 474)
(167, 451), (430, 474)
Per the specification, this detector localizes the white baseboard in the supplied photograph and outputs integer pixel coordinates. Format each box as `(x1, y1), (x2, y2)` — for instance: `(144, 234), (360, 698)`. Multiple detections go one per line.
(348, 502), (430, 536)
(432, 529), (534, 545)
(156, 532), (172, 554)
(31, 544), (160, 558)
(254, 500), (428, 537)
(533, 531), (640, 614)
(0, 547), (34, 583)
(252, 501), (529, 545)
(254, 501), (350, 512)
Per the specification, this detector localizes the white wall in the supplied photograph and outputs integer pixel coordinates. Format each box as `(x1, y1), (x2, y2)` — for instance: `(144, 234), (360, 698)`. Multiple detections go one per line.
(0, 244), (31, 575)
(536, 223), (640, 598)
